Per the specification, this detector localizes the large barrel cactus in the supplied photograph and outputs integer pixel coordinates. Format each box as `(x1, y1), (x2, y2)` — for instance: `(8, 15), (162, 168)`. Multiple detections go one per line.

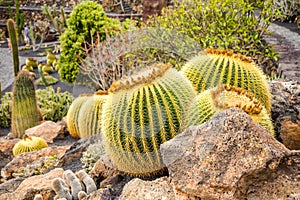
(101, 63), (197, 175)
(77, 91), (108, 138)
(180, 48), (272, 114)
(11, 70), (40, 138)
(66, 94), (92, 139)
(185, 85), (274, 136)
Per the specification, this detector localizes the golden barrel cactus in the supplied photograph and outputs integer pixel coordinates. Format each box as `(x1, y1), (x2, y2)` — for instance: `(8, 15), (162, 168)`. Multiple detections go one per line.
(180, 48), (272, 114)
(101, 63), (197, 175)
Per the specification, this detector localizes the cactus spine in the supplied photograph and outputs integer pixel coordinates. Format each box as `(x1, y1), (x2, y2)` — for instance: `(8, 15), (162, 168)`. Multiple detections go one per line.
(12, 136), (48, 156)
(185, 85), (274, 136)
(101, 63), (197, 175)
(7, 18), (20, 76)
(77, 90), (108, 138)
(180, 48), (272, 114)
(66, 94), (93, 138)
(11, 70), (40, 138)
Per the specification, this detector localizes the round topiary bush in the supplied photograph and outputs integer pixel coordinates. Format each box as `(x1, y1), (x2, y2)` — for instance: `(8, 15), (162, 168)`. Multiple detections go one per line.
(58, 0), (122, 84)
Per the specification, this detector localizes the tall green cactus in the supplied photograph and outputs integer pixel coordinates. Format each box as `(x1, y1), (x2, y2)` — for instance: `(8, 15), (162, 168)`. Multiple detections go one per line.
(66, 94), (93, 139)
(180, 48), (272, 114)
(184, 85), (274, 136)
(77, 91), (108, 138)
(7, 18), (20, 76)
(11, 70), (40, 138)
(101, 63), (197, 175)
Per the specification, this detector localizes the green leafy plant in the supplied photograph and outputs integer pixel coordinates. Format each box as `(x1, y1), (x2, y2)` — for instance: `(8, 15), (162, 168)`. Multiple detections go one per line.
(58, 0), (122, 84)
(101, 63), (197, 175)
(36, 87), (74, 122)
(149, 0), (283, 76)
(180, 48), (272, 114)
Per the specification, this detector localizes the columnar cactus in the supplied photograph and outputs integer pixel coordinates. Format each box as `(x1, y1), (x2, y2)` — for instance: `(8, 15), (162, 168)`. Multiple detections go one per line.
(77, 90), (108, 138)
(184, 85), (275, 136)
(66, 94), (92, 138)
(12, 136), (48, 156)
(101, 63), (197, 175)
(7, 18), (20, 76)
(11, 70), (40, 138)
(180, 48), (272, 114)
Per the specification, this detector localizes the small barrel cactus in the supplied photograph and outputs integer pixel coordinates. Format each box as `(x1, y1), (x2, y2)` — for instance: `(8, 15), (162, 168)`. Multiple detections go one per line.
(11, 70), (41, 138)
(184, 85), (274, 136)
(13, 136), (48, 156)
(66, 94), (93, 138)
(180, 48), (272, 114)
(77, 90), (108, 138)
(25, 57), (38, 68)
(101, 63), (197, 175)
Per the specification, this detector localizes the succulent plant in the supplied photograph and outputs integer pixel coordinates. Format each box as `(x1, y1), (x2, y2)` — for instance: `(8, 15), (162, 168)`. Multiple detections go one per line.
(81, 143), (105, 173)
(184, 85), (274, 135)
(66, 94), (93, 138)
(0, 92), (12, 128)
(77, 91), (108, 138)
(35, 75), (58, 86)
(25, 57), (38, 68)
(101, 63), (197, 175)
(180, 48), (272, 114)
(7, 18), (20, 77)
(11, 70), (41, 138)
(12, 136), (48, 156)
(36, 86), (74, 122)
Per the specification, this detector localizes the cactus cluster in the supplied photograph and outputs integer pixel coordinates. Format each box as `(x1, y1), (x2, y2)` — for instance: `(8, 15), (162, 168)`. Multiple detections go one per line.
(11, 70), (41, 138)
(52, 170), (97, 200)
(12, 136), (48, 156)
(184, 85), (275, 135)
(36, 87), (74, 122)
(180, 48), (272, 114)
(101, 63), (196, 175)
(66, 91), (107, 139)
(0, 92), (12, 128)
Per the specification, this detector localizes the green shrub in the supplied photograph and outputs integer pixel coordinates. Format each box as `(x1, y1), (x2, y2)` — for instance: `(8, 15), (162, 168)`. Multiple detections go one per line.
(36, 87), (74, 122)
(58, 0), (122, 84)
(149, 0), (282, 76)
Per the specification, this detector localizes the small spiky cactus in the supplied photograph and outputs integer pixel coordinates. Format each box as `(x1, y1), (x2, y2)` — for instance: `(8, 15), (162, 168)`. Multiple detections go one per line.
(11, 70), (40, 138)
(12, 136), (48, 156)
(180, 48), (272, 114)
(184, 85), (274, 136)
(101, 63), (197, 175)
(77, 90), (108, 138)
(25, 57), (38, 68)
(66, 94), (93, 139)
(7, 18), (20, 76)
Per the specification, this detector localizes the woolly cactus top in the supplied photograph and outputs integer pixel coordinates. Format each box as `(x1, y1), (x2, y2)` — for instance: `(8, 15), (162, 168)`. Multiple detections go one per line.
(211, 85), (263, 115)
(108, 63), (171, 93)
(204, 48), (254, 64)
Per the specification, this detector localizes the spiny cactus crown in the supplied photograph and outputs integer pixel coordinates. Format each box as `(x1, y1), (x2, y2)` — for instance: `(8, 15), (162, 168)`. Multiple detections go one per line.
(108, 63), (171, 93)
(13, 136), (48, 156)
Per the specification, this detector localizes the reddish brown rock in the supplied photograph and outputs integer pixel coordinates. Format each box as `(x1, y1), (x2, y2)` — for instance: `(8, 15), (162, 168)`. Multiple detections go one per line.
(1, 146), (68, 180)
(269, 80), (300, 149)
(0, 168), (64, 200)
(160, 108), (300, 200)
(0, 137), (20, 169)
(25, 120), (64, 143)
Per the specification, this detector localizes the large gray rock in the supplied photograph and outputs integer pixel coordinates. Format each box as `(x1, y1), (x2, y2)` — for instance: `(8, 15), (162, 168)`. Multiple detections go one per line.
(160, 108), (300, 200)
